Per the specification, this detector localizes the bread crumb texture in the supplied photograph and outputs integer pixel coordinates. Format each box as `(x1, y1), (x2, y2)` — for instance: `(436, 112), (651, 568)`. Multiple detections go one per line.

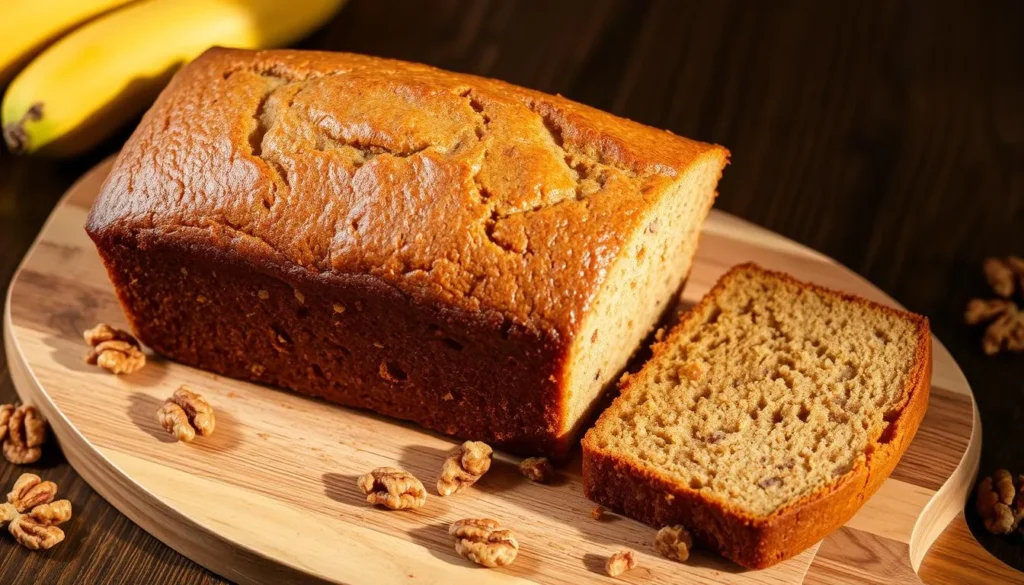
(587, 264), (926, 517)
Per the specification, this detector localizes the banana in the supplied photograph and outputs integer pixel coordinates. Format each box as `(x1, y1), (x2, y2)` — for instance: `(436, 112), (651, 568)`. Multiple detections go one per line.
(2, 0), (346, 157)
(0, 0), (135, 85)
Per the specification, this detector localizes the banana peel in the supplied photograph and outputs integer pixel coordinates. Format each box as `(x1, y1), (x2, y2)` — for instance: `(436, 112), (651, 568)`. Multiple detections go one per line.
(2, 0), (346, 157)
(0, 0), (134, 86)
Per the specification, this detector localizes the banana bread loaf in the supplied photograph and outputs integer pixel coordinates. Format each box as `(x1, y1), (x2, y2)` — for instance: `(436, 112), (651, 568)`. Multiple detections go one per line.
(86, 48), (728, 458)
(582, 263), (931, 566)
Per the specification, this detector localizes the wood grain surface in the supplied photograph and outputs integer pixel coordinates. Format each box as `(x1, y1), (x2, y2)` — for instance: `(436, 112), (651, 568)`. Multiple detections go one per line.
(0, 1), (1021, 584)
(0, 158), (992, 585)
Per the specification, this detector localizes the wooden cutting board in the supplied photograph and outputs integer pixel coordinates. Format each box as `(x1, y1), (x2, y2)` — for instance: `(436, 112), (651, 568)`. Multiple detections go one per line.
(2, 159), (1000, 584)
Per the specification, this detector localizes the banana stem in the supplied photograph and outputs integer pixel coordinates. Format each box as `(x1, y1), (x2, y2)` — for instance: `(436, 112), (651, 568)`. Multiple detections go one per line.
(2, 103), (43, 154)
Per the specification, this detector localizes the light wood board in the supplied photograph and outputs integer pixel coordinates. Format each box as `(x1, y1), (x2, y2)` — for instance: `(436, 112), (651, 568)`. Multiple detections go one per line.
(1, 159), (999, 584)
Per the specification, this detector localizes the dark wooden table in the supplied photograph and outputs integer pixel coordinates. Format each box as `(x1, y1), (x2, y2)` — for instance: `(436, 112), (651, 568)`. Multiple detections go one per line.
(0, 1), (1021, 583)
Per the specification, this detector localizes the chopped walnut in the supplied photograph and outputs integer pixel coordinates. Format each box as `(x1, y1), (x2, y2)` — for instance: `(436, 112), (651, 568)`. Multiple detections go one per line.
(157, 386), (215, 442)
(0, 404), (47, 465)
(590, 505), (605, 520)
(605, 550), (637, 577)
(977, 469), (1021, 534)
(84, 323), (145, 374)
(357, 467), (426, 510)
(654, 525), (693, 562)
(449, 518), (518, 568)
(984, 258), (1016, 298)
(437, 441), (492, 496)
(0, 474), (72, 550)
(519, 457), (554, 483)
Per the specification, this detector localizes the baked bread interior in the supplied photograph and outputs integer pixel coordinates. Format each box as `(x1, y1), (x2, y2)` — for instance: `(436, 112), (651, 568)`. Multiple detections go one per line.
(582, 263), (931, 567)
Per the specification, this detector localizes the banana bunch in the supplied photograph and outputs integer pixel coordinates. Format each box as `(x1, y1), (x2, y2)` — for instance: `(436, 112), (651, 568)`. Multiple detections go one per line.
(0, 0), (135, 85)
(1, 0), (346, 157)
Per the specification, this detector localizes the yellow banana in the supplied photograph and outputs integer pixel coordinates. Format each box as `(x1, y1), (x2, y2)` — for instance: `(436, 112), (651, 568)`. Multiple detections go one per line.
(0, 0), (135, 85)
(2, 0), (346, 157)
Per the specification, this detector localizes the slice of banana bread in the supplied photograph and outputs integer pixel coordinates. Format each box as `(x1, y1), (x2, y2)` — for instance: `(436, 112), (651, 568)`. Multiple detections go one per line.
(581, 263), (931, 568)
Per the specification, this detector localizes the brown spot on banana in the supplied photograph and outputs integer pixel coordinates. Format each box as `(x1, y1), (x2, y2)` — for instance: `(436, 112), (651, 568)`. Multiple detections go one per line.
(2, 103), (44, 154)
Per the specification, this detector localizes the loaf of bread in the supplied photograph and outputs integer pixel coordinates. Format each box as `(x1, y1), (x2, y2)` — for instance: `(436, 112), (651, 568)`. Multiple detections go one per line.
(86, 48), (728, 458)
(582, 263), (931, 567)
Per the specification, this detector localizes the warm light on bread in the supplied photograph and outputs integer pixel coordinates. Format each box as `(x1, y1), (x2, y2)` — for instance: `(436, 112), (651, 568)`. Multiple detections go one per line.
(86, 48), (728, 457)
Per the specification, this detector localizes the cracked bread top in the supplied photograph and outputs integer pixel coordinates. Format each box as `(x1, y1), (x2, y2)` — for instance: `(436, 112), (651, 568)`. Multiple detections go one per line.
(87, 48), (726, 338)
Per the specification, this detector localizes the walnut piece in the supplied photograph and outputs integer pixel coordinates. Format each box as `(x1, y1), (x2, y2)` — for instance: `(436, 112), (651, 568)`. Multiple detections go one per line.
(964, 299), (1024, 355)
(976, 469), (1021, 534)
(0, 474), (72, 550)
(590, 505), (605, 520)
(965, 299), (1014, 325)
(84, 323), (145, 374)
(654, 525), (693, 562)
(157, 386), (215, 442)
(357, 467), (426, 510)
(983, 310), (1024, 355)
(519, 457), (554, 483)
(437, 441), (492, 496)
(449, 518), (518, 568)
(984, 258), (1016, 298)
(605, 550), (637, 577)
(965, 257), (1024, 355)
(158, 402), (194, 442)
(0, 404), (47, 465)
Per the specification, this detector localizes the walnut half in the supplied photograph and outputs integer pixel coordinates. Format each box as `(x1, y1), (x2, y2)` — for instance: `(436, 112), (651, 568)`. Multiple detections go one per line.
(449, 518), (518, 568)
(437, 441), (492, 496)
(654, 525), (693, 562)
(0, 474), (72, 550)
(84, 323), (146, 375)
(357, 467), (427, 510)
(0, 404), (47, 465)
(157, 386), (215, 442)
(976, 469), (1022, 534)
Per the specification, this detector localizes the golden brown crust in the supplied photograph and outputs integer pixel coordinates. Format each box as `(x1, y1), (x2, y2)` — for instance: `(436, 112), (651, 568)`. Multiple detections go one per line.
(87, 47), (724, 336)
(86, 48), (727, 457)
(582, 263), (932, 567)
